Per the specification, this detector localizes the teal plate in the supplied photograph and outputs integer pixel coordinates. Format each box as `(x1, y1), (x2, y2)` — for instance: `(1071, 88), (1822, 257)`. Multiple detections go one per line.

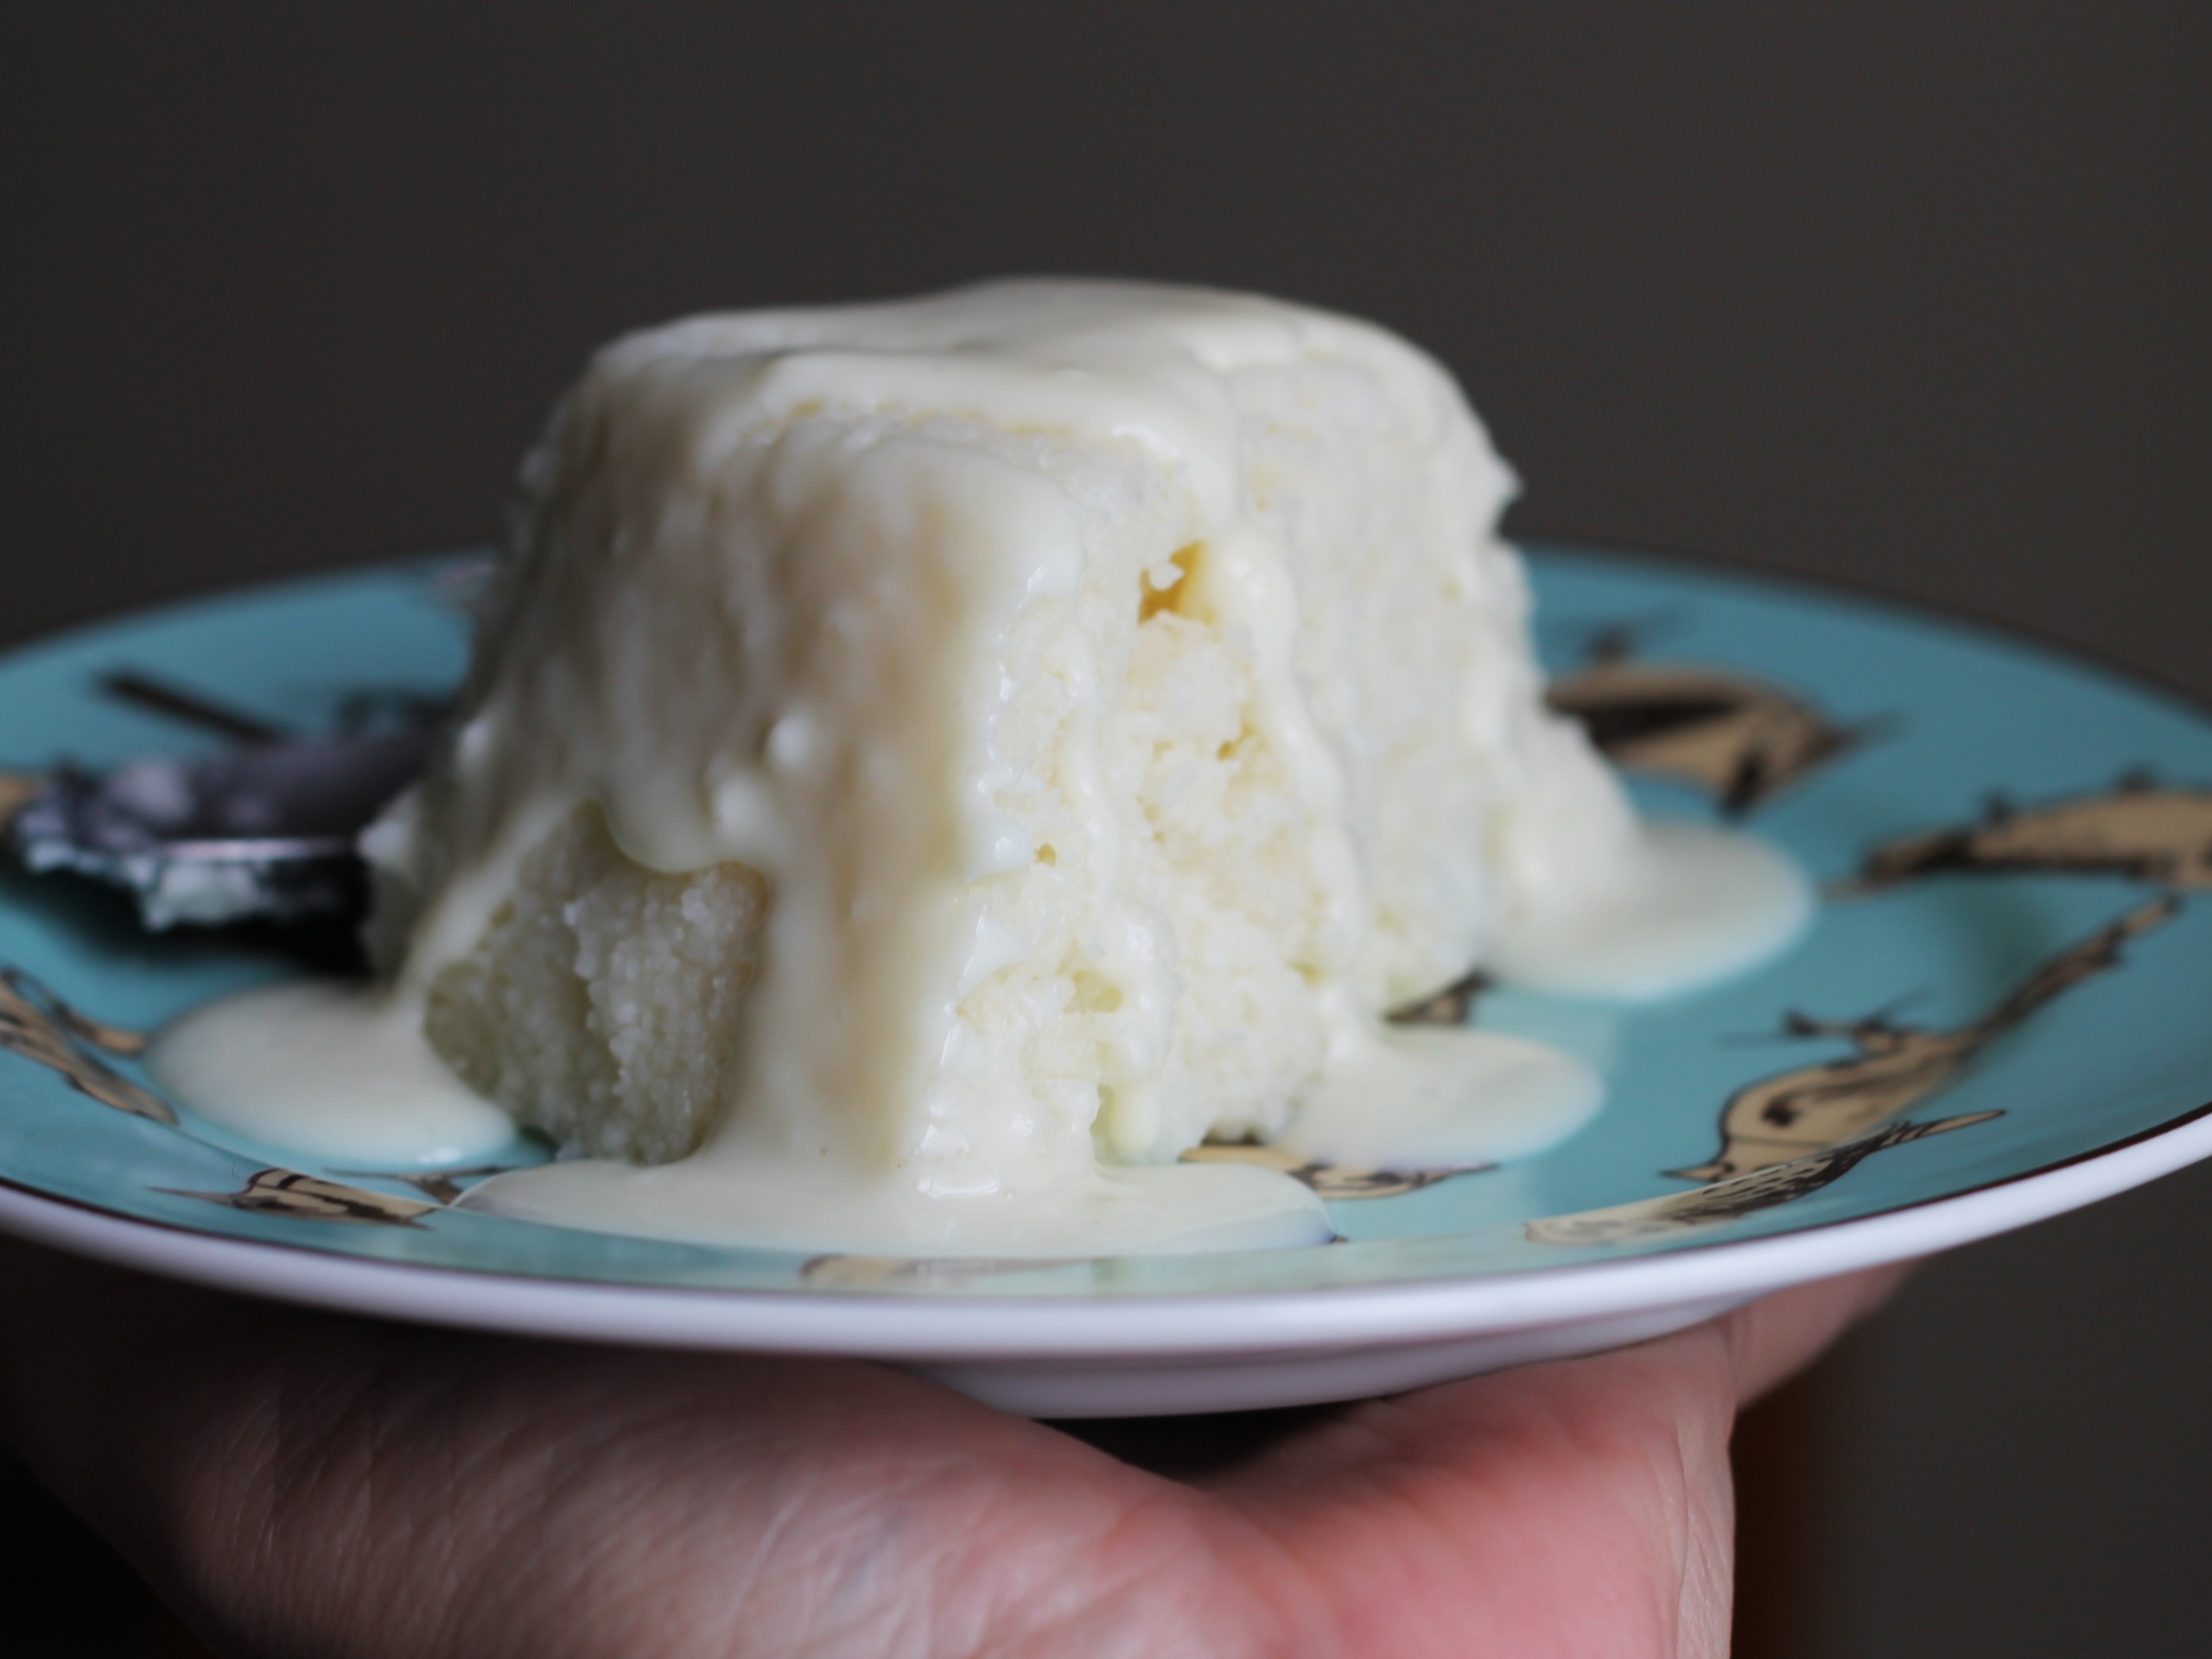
(3, 543), (2208, 1415)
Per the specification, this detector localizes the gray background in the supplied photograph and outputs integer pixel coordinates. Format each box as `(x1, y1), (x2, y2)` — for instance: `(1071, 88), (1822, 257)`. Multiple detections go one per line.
(4, 5), (2209, 1655)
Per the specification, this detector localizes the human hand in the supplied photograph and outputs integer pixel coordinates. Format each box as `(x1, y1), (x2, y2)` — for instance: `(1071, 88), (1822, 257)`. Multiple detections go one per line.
(0, 1239), (1898, 1659)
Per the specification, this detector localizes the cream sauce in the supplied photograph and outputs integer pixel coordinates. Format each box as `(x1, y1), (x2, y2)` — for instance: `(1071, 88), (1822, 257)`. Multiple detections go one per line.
(1489, 822), (1812, 1001)
(149, 824), (1802, 1250)
(455, 1147), (1332, 1258)
(149, 984), (515, 1166)
(150, 815), (1799, 1253)
(1281, 1021), (1604, 1170)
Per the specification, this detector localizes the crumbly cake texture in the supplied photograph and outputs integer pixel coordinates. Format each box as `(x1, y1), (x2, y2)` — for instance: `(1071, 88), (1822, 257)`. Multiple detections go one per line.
(372, 280), (1635, 1179)
(423, 804), (766, 1162)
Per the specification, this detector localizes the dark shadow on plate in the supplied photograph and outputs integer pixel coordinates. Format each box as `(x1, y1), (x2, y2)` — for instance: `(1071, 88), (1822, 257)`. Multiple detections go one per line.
(0, 862), (367, 978)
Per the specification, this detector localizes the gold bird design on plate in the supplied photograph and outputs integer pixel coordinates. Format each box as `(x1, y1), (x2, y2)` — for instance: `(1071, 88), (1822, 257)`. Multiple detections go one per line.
(1846, 773), (2212, 893)
(1544, 626), (1884, 817)
(1669, 897), (2177, 1183)
(0, 969), (170, 1123)
(1526, 1113), (2003, 1248)
(160, 1167), (435, 1227)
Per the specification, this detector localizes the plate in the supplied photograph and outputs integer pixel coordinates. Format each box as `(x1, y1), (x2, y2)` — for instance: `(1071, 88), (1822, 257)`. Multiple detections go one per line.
(2, 544), (2208, 1417)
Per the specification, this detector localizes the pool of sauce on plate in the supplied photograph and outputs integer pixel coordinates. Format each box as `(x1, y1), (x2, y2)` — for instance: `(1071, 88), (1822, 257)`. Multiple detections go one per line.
(149, 825), (1806, 1257)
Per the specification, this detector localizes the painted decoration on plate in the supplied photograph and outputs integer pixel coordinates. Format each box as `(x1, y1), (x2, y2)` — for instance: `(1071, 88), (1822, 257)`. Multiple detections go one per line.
(1846, 775), (2212, 893)
(1178, 1141), (1478, 1199)
(1544, 620), (1886, 816)
(1663, 897), (2174, 1182)
(0, 969), (170, 1123)
(1523, 1114), (2005, 1247)
(162, 1167), (435, 1227)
